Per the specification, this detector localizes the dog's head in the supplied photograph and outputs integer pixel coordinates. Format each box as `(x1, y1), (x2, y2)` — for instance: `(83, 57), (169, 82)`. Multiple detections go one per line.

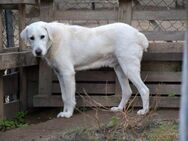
(20, 21), (53, 57)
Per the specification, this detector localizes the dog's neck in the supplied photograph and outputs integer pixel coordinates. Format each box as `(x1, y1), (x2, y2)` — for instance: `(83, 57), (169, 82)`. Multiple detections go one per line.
(44, 46), (54, 63)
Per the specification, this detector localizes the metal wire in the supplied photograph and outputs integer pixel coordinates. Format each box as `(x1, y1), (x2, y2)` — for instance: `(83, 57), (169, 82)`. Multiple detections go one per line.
(55, 0), (119, 27)
(132, 0), (186, 41)
(2, 10), (19, 48)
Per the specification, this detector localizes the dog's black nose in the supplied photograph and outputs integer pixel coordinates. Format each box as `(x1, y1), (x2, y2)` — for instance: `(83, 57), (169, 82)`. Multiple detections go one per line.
(35, 48), (42, 56)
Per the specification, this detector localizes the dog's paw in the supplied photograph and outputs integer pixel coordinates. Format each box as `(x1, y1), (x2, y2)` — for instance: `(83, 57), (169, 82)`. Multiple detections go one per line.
(110, 107), (123, 112)
(137, 109), (149, 115)
(57, 112), (73, 118)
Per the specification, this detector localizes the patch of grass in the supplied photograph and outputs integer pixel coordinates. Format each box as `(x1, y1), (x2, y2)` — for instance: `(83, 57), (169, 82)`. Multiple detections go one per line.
(174, 62), (182, 72)
(59, 113), (179, 141)
(106, 116), (120, 128)
(147, 121), (178, 141)
(61, 116), (134, 141)
(63, 127), (93, 141)
(0, 111), (28, 131)
(168, 92), (177, 97)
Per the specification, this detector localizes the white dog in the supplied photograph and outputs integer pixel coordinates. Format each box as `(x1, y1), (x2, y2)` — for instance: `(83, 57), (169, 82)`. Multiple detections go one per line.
(21, 21), (149, 118)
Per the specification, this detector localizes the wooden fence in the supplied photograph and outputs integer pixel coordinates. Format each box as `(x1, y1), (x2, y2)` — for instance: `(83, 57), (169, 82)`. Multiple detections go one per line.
(0, 0), (185, 119)
(0, 0), (38, 119)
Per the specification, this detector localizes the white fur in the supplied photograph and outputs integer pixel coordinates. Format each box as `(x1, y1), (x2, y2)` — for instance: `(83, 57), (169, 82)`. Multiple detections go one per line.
(21, 21), (149, 118)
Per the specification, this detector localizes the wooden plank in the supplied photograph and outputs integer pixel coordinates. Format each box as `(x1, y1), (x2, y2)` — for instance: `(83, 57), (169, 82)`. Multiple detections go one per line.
(33, 95), (180, 108)
(76, 83), (115, 94)
(55, 71), (181, 83)
(3, 72), (18, 96)
(143, 52), (182, 61)
(38, 59), (52, 95)
(0, 51), (38, 70)
(144, 31), (185, 41)
(141, 71), (181, 82)
(33, 95), (119, 107)
(26, 66), (39, 107)
(0, 52), (181, 70)
(141, 61), (182, 71)
(52, 83), (115, 94)
(55, 10), (118, 20)
(76, 70), (115, 82)
(0, 71), (4, 119)
(0, 47), (19, 53)
(53, 83), (180, 96)
(0, 0), (36, 4)
(4, 100), (20, 119)
(26, 65), (39, 81)
(133, 9), (186, 20)
(129, 96), (180, 108)
(27, 81), (38, 107)
(53, 70), (115, 82)
(131, 84), (181, 95)
(148, 42), (183, 53)
(19, 68), (27, 110)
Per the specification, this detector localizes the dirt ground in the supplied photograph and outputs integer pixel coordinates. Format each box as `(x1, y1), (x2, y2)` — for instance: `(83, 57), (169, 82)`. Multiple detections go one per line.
(0, 108), (179, 141)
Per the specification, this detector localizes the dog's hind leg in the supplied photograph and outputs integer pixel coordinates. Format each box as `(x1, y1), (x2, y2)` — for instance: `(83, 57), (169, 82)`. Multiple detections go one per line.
(111, 65), (132, 112)
(117, 52), (149, 115)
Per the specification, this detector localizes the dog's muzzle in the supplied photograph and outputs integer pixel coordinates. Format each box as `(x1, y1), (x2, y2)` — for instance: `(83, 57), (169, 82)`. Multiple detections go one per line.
(35, 48), (42, 56)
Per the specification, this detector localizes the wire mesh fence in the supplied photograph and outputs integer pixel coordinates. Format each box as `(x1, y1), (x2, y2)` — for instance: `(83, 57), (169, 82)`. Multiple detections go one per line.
(2, 10), (19, 48)
(55, 0), (119, 27)
(132, 20), (186, 32)
(132, 0), (186, 41)
(56, 0), (119, 10)
(1, 6), (39, 48)
(133, 0), (185, 9)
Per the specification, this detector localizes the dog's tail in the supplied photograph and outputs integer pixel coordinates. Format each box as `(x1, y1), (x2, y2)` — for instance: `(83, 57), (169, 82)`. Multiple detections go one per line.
(137, 32), (149, 52)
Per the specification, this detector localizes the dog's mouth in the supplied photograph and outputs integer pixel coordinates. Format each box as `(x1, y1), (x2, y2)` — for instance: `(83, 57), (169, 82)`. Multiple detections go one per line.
(36, 55), (42, 57)
(33, 52), (43, 57)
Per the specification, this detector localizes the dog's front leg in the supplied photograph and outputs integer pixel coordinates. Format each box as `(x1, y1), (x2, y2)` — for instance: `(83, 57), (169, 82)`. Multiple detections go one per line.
(56, 71), (76, 118)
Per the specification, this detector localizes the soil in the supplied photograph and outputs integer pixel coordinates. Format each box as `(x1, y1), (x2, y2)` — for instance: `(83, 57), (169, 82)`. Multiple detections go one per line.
(0, 108), (179, 141)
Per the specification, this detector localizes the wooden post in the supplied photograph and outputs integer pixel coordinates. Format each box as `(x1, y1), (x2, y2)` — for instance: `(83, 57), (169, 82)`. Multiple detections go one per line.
(119, 0), (132, 24)
(19, 68), (28, 110)
(0, 71), (4, 119)
(38, 60), (52, 96)
(18, 4), (26, 51)
(37, 0), (54, 97)
(18, 4), (27, 110)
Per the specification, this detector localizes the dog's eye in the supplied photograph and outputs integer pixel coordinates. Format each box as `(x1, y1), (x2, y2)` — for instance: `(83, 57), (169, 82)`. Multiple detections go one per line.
(30, 36), (35, 40)
(40, 35), (45, 39)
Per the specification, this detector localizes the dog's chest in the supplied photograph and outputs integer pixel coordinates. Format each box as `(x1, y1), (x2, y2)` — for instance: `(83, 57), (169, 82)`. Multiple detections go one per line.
(74, 53), (117, 71)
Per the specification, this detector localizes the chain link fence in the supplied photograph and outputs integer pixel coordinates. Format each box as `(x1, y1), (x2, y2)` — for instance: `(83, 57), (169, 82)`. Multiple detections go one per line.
(2, 10), (19, 48)
(1, 5), (39, 48)
(55, 0), (119, 26)
(56, 0), (119, 10)
(132, 0), (186, 41)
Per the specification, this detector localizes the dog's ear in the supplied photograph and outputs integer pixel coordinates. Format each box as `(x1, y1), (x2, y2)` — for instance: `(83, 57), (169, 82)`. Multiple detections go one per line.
(44, 24), (53, 42)
(20, 26), (30, 46)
